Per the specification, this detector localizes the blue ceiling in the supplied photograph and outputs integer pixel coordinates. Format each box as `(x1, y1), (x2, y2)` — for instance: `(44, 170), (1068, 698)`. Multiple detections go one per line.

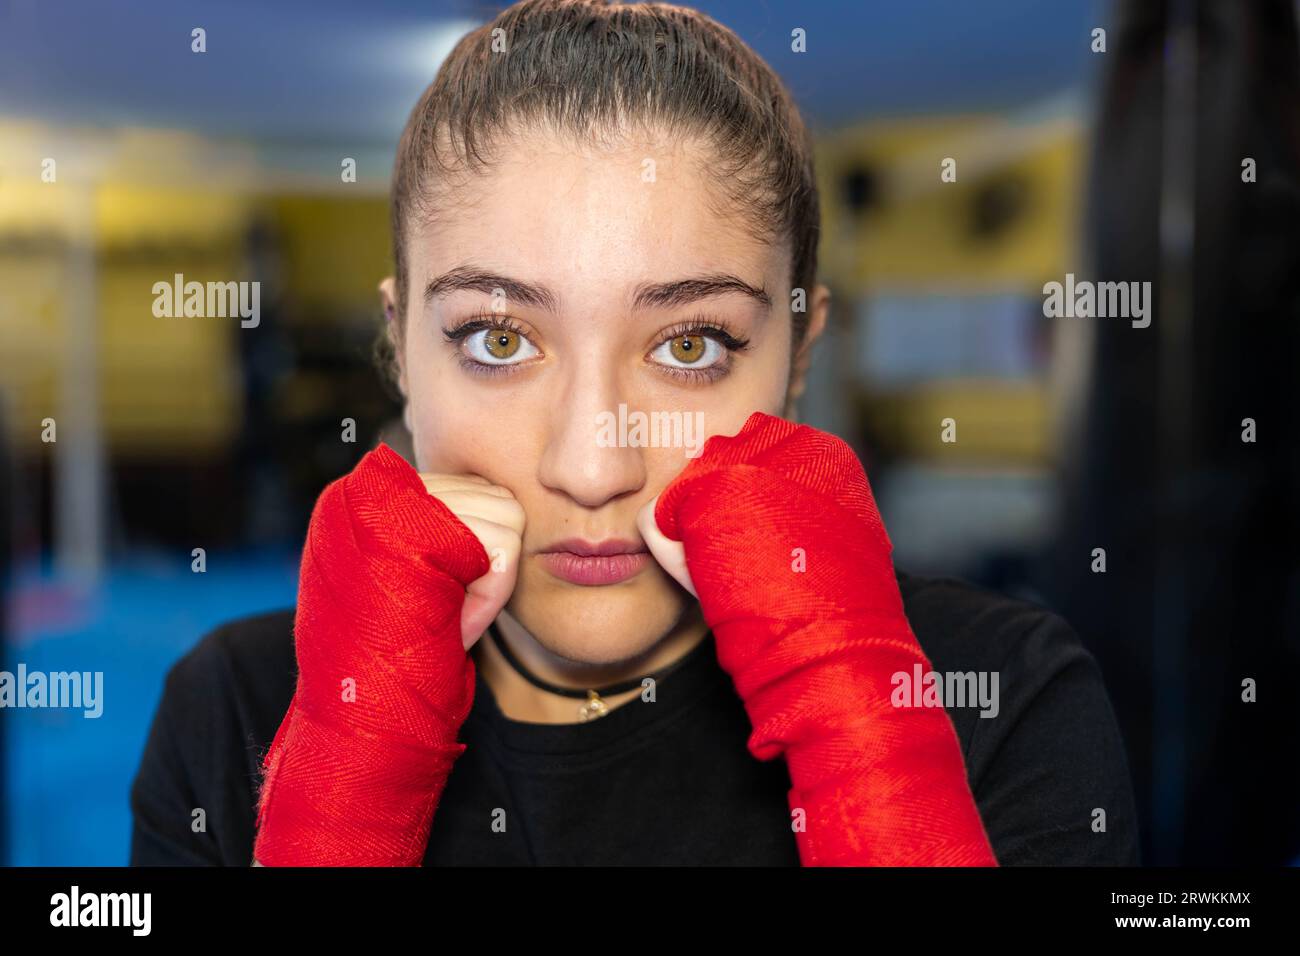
(0, 0), (1105, 145)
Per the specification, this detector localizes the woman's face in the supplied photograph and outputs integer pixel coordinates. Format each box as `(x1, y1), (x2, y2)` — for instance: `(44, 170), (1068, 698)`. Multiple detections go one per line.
(383, 129), (826, 665)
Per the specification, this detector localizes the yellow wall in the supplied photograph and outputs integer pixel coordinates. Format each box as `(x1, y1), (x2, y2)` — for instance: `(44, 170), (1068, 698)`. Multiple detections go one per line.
(814, 114), (1085, 465)
(816, 113), (1084, 290)
(0, 172), (392, 454)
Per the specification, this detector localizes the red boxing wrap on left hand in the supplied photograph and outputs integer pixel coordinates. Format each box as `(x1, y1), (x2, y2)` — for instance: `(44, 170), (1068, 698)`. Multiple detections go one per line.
(654, 412), (998, 866)
(253, 444), (489, 866)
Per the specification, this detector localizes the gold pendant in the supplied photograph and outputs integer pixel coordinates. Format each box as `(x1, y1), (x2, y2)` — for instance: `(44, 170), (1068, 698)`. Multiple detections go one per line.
(577, 690), (608, 722)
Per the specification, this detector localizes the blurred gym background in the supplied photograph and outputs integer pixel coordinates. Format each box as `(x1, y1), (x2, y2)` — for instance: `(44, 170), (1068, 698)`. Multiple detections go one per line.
(1, 0), (1297, 865)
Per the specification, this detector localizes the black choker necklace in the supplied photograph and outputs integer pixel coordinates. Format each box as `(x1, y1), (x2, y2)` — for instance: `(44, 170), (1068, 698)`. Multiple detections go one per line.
(484, 622), (699, 722)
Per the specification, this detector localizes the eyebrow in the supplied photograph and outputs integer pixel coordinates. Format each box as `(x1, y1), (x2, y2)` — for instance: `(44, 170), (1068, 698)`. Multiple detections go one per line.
(423, 267), (772, 313)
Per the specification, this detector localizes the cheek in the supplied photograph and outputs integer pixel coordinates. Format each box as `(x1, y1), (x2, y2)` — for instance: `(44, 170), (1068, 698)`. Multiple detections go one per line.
(410, 394), (521, 479)
(755, 325), (796, 412)
(753, 347), (794, 415)
(404, 361), (542, 488)
(403, 340), (483, 473)
(694, 343), (792, 438)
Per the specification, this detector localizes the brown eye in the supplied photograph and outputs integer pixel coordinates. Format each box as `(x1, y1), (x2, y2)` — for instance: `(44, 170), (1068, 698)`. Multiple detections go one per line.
(484, 329), (521, 359)
(669, 334), (706, 364)
(459, 321), (539, 368)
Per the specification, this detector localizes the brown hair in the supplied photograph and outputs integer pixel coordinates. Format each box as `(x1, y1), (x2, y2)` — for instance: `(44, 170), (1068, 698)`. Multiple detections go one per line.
(382, 0), (820, 383)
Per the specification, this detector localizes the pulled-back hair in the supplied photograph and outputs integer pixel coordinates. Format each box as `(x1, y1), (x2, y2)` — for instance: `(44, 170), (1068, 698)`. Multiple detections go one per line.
(385, 0), (820, 376)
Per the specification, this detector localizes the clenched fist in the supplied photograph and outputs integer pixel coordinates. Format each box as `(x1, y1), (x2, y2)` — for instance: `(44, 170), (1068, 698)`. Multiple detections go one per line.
(418, 473), (525, 649)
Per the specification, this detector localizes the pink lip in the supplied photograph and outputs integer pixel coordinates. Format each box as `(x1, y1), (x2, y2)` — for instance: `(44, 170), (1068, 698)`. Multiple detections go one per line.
(538, 538), (650, 586)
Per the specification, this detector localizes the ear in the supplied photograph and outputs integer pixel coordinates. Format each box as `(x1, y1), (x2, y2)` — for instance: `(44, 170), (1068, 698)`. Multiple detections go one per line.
(785, 282), (831, 417)
(378, 276), (413, 431)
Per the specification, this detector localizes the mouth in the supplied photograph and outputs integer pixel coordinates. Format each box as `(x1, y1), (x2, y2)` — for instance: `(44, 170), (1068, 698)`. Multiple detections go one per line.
(537, 537), (651, 586)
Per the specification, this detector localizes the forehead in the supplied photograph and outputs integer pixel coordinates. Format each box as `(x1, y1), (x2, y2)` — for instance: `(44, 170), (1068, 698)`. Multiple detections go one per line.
(410, 130), (787, 301)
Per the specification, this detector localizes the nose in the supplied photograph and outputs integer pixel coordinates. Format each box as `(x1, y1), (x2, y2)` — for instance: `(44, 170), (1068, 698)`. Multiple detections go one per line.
(537, 365), (647, 509)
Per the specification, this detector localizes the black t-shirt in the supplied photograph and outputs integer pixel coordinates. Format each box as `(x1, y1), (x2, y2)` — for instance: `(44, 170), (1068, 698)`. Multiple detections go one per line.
(128, 569), (1141, 866)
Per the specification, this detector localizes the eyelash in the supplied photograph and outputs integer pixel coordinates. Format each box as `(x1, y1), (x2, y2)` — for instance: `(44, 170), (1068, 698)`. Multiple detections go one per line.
(653, 316), (751, 383)
(442, 310), (535, 378)
(440, 310), (752, 382)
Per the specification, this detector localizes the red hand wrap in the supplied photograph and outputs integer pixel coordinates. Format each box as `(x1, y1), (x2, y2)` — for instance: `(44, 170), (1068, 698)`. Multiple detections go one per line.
(655, 412), (998, 866)
(253, 443), (489, 866)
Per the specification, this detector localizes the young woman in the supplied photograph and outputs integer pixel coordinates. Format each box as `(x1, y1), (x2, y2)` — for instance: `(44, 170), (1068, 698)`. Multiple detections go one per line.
(130, 0), (1140, 867)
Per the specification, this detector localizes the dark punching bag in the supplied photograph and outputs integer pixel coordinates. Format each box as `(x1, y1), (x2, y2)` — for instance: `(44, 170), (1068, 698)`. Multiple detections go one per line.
(1049, 0), (1300, 865)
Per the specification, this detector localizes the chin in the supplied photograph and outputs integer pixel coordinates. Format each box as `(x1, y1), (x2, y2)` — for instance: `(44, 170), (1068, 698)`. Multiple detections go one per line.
(507, 564), (689, 667)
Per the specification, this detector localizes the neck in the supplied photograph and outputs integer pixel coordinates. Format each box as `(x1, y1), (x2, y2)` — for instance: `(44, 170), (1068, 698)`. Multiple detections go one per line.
(472, 604), (709, 725)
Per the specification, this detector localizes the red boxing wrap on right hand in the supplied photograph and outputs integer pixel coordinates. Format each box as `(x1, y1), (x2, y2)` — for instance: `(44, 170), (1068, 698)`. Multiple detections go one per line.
(253, 443), (489, 866)
(655, 412), (998, 866)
